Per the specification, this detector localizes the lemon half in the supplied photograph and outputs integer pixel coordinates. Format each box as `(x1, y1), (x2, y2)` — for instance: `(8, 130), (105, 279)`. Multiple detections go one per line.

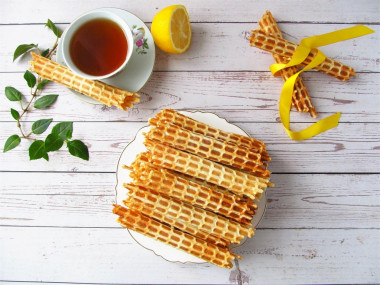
(151, 5), (192, 54)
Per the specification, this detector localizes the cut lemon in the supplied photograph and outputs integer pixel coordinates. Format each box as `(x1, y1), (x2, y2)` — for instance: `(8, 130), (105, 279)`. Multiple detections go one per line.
(151, 5), (192, 54)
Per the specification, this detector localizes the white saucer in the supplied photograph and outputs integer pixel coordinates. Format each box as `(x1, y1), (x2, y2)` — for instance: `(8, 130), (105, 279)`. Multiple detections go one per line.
(115, 111), (267, 264)
(57, 7), (155, 105)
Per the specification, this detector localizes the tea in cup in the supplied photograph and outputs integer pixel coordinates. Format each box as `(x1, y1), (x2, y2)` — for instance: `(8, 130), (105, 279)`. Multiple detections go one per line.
(61, 10), (145, 80)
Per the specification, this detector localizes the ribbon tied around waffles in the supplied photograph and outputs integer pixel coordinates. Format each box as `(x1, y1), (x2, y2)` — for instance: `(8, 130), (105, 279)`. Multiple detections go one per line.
(249, 12), (374, 140)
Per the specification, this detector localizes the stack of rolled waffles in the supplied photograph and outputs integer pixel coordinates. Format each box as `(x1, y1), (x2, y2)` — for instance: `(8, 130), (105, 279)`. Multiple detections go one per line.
(113, 109), (272, 268)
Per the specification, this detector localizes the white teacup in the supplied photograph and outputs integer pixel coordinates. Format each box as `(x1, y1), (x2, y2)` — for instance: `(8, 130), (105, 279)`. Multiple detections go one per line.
(61, 9), (145, 80)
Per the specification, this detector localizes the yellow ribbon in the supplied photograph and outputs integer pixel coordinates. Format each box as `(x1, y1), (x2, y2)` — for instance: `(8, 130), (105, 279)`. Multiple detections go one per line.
(270, 25), (374, 140)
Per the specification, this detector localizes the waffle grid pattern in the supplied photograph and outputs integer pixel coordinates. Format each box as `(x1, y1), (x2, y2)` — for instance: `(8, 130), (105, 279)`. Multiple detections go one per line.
(125, 184), (247, 246)
(129, 160), (256, 224)
(113, 205), (239, 268)
(149, 109), (269, 157)
(259, 11), (318, 118)
(114, 109), (272, 268)
(145, 122), (270, 177)
(145, 139), (269, 199)
(29, 52), (139, 110)
(249, 30), (356, 81)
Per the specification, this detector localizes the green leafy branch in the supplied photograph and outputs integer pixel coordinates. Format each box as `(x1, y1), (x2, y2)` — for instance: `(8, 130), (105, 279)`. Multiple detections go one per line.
(3, 19), (89, 161)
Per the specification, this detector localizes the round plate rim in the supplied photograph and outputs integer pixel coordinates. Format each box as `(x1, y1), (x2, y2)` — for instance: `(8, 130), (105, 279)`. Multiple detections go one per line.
(114, 110), (267, 264)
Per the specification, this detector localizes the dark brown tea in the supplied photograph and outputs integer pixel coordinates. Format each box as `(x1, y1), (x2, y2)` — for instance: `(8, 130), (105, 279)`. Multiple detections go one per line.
(69, 18), (128, 76)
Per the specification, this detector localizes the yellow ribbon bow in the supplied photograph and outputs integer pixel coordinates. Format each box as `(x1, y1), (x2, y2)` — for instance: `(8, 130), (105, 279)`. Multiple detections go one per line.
(270, 25), (374, 140)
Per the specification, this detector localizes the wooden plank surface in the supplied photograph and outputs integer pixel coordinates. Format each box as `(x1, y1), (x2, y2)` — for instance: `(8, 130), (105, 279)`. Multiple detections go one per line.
(0, 226), (378, 284)
(1, 122), (379, 173)
(1, 23), (379, 73)
(1, 72), (379, 123)
(1, 173), (379, 229)
(1, 0), (379, 24)
(0, 0), (379, 284)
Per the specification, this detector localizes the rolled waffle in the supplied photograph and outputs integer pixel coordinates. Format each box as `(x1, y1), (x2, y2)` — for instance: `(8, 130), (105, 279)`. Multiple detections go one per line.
(129, 155), (246, 197)
(128, 158), (256, 224)
(149, 109), (269, 159)
(145, 122), (270, 177)
(113, 205), (239, 268)
(259, 11), (317, 118)
(29, 52), (139, 110)
(249, 30), (356, 81)
(124, 184), (254, 244)
(144, 139), (270, 199)
(124, 184), (230, 247)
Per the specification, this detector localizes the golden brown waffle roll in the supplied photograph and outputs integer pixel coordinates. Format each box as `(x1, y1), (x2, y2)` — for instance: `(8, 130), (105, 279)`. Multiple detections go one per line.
(113, 205), (239, 268)
(128, 159), (256, 224)
(259, 11), (318, 118)
(124, 184), (254, 244)
(173, 171), (233, 196)
(149, 109), (269, 159)
(145, 122), (270, 177)
(124, 184), (231, 247)
(249, 30), (356, 81)
(144, 140), (270, 199)
(128, 148), (261, 202)
(29, 52), (139, 110)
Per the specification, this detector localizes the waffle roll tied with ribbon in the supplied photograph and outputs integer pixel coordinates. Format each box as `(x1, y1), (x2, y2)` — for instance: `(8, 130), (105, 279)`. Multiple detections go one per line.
(114, 109), (272, 268)
(29, 52), (139, 110)
(249, 30), (356, 81)
(259, 11), (317, 118)
(248, 12), (374, 140)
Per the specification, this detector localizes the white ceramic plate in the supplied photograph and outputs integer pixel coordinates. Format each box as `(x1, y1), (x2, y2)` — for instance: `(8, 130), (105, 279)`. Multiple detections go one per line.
(57, 7), (155, 104)
(115, 111), (267, 264)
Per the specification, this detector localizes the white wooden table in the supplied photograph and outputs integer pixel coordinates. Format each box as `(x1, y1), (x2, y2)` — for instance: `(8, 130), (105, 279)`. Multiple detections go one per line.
(1, 1), (379, 284)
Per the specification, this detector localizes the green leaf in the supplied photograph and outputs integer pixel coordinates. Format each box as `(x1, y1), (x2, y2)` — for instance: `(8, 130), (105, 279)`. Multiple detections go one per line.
(29, 140), (46, 160)
(24, 70), (36, 88)
(32, 118), (53, 134)
(10, 108), (20, 120)
(66, 128), (73, 140)
(45, 133), (64, 152)
(13, 43), (38, 61)
(41, 48), (50, 57)
(46, 19), (62, 38)
(3, 135), (21, 152)
(37, 79), (50, 90)
(34, 94), (58, 109)
(43, 153), (49, 161)
(67, 140), (89, 161)
(51, 122), (73, 140)
(5, 86), (22, 101)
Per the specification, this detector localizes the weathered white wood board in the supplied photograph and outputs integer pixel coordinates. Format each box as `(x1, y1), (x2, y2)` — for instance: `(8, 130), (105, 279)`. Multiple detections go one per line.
(1, 71), (379, 123)
(1, 0), (379, 24)
(1, 0), (379, 284)
(0, 226), (378, 284)
(1, 173), (379, 229)
(1, 122), (379, 173)
(0, 23), (379, 73)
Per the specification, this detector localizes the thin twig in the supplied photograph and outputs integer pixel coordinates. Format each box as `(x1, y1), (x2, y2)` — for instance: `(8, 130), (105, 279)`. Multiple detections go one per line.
(46, 37), (59, 59)
(17, 76), (42, 139)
